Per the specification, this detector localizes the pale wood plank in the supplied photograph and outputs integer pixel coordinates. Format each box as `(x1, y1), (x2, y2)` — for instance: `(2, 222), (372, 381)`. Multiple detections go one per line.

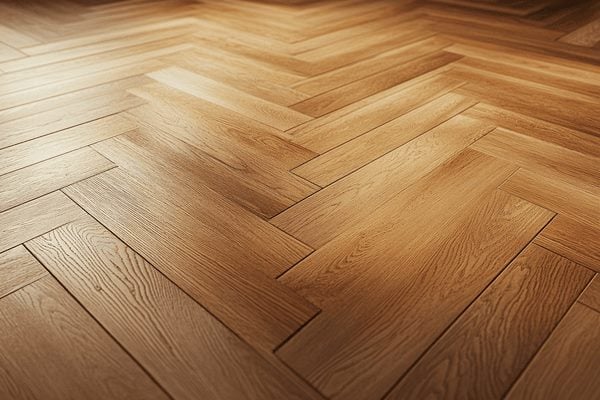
(0, 191), (86, 253)
(272, 115), (496, 248)
(0, 147), (114, 213)
(0, 246), (47, 299)
(148, 66), (312, 130)
(293, 93), (476, 186)
(0, 114), (135, 175)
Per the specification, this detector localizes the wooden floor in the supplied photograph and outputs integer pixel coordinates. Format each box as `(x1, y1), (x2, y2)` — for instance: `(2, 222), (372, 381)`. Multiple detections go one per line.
(1, 0), (599, 398)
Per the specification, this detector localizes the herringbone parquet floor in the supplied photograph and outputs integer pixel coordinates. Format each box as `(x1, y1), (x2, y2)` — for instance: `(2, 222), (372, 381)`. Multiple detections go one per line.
(1, 0), (599, 399)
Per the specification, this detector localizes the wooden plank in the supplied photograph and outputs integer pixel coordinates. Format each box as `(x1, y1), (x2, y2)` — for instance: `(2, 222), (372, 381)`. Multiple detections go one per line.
(0, 147), (114, 213)
(472, 127), (600, 193)
(64, 168), (318, 351)
(278, 183), (553, 400)
(0, 114), (135, 175)
(291, 51), (462, 117)
(26, 218), (322, 400)
(0, 276), (168, 400)
(580, 275), (600, 312)
(291, 35), (451, 96)
(127, 82), (317, 170)
(559, 18), (600, 47)
(0, 24), (40, 48)
(0, 42), (24, 62)
(0, 91), (143, 149)
(0, 246), (47, 299)
(0, 191), (85, 253)
(452, 69), (600, 137)
(387, 244), (593, 399)
(535, 215), (600, 273)
(293, 93), (476, 186)
(272, 115), (496, 248)
(463, 103), (600, 159)
(499, 169), (600, 229)
(90, 136), (313, 278)
(289, 73), (464, 153)
(147, 66), (312, 130)
(507, 303), (600, 399)
(279, 150), (518, 308)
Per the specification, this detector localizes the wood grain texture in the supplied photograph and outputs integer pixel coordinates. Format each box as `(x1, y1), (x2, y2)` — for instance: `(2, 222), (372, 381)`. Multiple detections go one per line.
(64, 168), (318, 351)
(580, 275), (600, 312)
(0, 114), (135, 175)
(0, 276), (168, 400)
(293, 92), (476, 185)
(0, 246), (47, 299)
(27, 218), (322, 400)
(0, 191), (85, 253)
(507, 303), (600, 399)
(387, 244), (593, 399)
(1, 0), (599, 397)
(0, 147), (114, 213)
(272, 115), (495, 248)
(535, 215), (600, 272)
(500, 169), (600, 229)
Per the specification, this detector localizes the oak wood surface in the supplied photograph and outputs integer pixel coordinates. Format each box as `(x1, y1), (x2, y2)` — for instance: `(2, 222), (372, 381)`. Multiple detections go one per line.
(1, 0), (598, 398)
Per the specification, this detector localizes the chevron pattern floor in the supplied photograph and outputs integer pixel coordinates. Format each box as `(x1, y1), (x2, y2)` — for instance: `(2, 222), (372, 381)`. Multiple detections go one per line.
(1, 0), (599, 399)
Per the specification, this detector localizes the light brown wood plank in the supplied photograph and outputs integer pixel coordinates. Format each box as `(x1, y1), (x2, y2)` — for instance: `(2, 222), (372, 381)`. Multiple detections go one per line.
(535, 215), (600, 272)
(148, 66), (312, 130)
(0, 246), (47, 299)
(64, 168), (318, 351)
(293, 92), (476, 186)
(290, 73), (465, 154)
(471, 127), (600, 192)
(272, 115), (495, 248)
(291, 51), (462, 117)
(0, 147), (114, 213)
(499, 169), (600, 229)
(0, 114), (135, 176)
(559, 18), (600, 47)
(0, 276), (168, 400)
(278, 181), (553, 400)
(0, 91), (143, 149)
(387, 244), (593, 399)
(26, 218), (322, 400)
(580, 275), (600, 312)
(0, 191), (85, 253)
(507, 303), (600, 399)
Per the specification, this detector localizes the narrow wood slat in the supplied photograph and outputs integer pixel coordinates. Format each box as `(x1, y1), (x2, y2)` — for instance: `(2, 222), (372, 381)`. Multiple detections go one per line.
(0, 114), (135, 176)
(535, 215), (600, 272)
(387, 244), (593, 399)
(507, 303), (600, 399)
(0, 246), (47, 299)
(0, 147), (114, 213)
(0, 191), (85, 253)
(147, 66), (312, 130)
(26, 218), (322, 400)
(499, 169), (600, 229)
(0, 91), (144, 149)
(293, 92), (476, 186)
(291, 51), (461, 117)
(0, 276), (168, 400)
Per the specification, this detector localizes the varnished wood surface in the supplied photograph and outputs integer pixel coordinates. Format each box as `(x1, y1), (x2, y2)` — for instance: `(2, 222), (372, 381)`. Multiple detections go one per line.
(0, 0), (599, 398)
